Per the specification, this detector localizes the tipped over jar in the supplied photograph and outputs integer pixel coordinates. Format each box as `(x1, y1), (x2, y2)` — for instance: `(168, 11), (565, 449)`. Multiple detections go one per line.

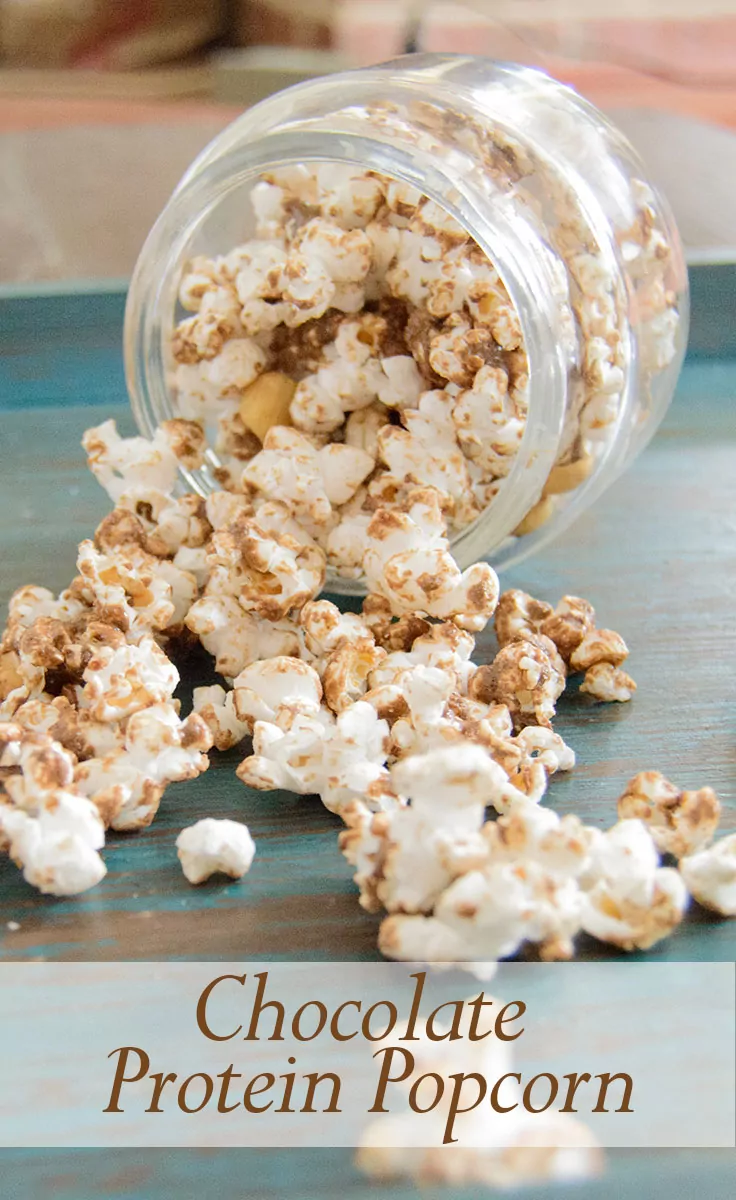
(125, 54), (688, 593)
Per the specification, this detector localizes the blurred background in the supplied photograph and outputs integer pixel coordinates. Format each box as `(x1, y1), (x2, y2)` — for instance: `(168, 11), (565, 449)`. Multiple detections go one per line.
(1, 0), (735, 283)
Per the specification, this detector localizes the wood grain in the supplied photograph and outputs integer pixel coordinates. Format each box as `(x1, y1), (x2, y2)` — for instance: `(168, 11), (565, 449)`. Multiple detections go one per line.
(0, 1146), (732, 1200)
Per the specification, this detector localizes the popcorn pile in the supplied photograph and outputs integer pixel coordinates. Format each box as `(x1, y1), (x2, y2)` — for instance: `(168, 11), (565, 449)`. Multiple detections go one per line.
(2, 404), (730, 971)
(167, 160), (680, 583)
(0, 421), (238, 894)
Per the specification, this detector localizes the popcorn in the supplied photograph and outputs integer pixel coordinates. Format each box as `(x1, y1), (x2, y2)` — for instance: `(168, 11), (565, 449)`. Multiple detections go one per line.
(540, 596), (596, 663)
(368, 621), (476, 693)
(494, 589), (553, 647)
(378, 746), (516, 911)
(83, 419), (179, 505)
(580, 819), (688, 950)
(0, 805), (106, 896)
(386, 664), (457, 758)
(237, 701), (392, 817)
(428, 317), (496, 388)
(469, 634), (566, 729)
(282, 253), (336, 324)
(679, 834), (736, 917)
(640, 308), (679, 372)
(236, 710), (331, 795)
(617, 771), (721, 859)
(326, 513), (372, 577)
(74, 704), (211, 831)
(579, 662), (637, 703)
(185, 594), (300, 679)
(363, 492), (498, 632)
(158, 419), (207, 471)
(379, 865), (549, 966)
(1, 721), (76, 807)
(451, 366), (524, 478)
(357, 982), (602, 1186)
(322, 640), (387, 714)
(173, 544), (209, 590)
(172, 286), (242, 362)
(175, 338), (269, 423)
(160, 152), (680, 588)
(310, 702), (394, 819)
(192, 684), (249, 751)
(250, 180), (289, 238)
(513, 726), (575, 776)
(378, 390), (477, 517)
(75, 540), (181, 638)
(357, 1111), (603, 1189)
(313, 164), (384, 229)
(205, 337), (270, 398)
(318, 443), (377, 508)
(376, 356), (424, 411)
(205, 506), (325, 622)
(299, 599), (374, 665)
(79, 635), (179, 723)
(176, 818), (255, 885)
(341, 744), (502, 915)
(0, 722), (107, 895)
(233, 242), (288, 308)
(345, 403), (390, 458)
(289, 318), (387, 435)
(569, 628), (629, 672)
(291, 218), (372, 286)
(380, 800), (594, 966)
(178, 255), (222, 311)
(242, 427), (373, 530)
(205, 491), (254, 530)
(2, 584), (81, 637)
(233, 657), (323, 730)
(115, 492), (212, 556)
(471, 292), (523, 352)
(580, 391), (621, 440)
(9, 695), (122, 761)
(385, 672), (535, 799)
(282, 218), (372, 325)
(365, 219), (401, 286)
(0, 156), (686, 944)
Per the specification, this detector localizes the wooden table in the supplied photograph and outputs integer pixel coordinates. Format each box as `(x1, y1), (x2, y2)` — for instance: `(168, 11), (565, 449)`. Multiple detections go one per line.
(0, 278), (734, 1196)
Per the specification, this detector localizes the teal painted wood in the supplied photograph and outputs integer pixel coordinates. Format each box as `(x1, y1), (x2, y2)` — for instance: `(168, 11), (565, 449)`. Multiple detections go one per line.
(688, 262), (736, 358)
(0, 288), (128, 411)
(0, 284), (734, 1198)
(1, 363), (734, 962)
(0, 315), (734, 962)
(0, 1147), (734, 1200)
(0, 262), (733, 415)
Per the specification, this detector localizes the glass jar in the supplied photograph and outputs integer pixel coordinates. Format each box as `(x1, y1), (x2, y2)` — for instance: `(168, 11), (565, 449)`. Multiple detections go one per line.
(125, 53), (688, 593)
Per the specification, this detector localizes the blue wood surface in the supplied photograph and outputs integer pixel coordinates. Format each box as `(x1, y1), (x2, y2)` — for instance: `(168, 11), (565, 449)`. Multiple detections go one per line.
(0, 277), (734, 1198)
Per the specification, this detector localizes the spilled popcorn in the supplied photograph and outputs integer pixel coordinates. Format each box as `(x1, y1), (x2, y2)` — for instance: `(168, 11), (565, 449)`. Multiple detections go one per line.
(1, 417), (728, 952)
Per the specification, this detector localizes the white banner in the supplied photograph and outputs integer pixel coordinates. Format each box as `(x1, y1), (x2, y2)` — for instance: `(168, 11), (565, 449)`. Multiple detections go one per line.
(0, 961), (733, 1148)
